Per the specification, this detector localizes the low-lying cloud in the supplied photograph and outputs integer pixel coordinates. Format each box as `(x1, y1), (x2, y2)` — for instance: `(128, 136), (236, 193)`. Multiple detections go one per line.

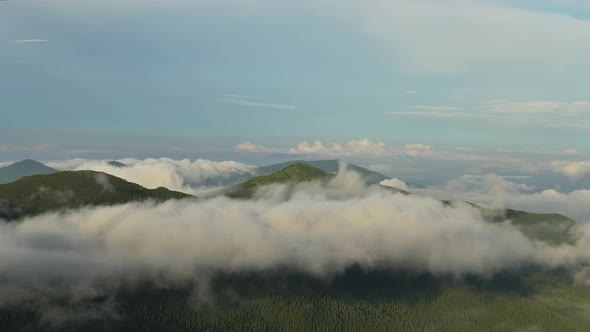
(46, 158), (256, 195)
(1, 169), (590, 310)
(416, 174), (590, 222)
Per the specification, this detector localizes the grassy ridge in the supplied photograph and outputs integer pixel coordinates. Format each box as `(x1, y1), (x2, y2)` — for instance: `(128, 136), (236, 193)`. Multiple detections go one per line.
(226, 163), (334, 198)
(0, 170), (190, 221)
(255, 159), (389, 184)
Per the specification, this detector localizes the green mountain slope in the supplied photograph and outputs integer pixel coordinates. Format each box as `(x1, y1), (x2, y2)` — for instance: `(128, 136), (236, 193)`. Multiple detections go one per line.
(226, 163), (333, 198)
(231, 164), (575, 244)
(256, 159), (389, 184)
(0, 170), (190, 221)
(506, 209), (576, 245)
(0, 159), (57, 184)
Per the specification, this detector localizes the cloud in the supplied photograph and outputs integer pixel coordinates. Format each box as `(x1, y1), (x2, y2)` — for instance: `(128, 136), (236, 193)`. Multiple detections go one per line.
(234, 100), (296, 111)
(46, 158), (256, 195)
(405, 144), (433, 157)
(379, 178), (408, 191)
(385, 106), (476, 118)
(234, 142), (278, 154)
(403, 106), (460, 111)
(547, 161), (590, 179)
(496, 148), (580, 156)
(288, 139), (386, 157)
(384, 111), (473, 118)
(416, 174), (590, 222)
(357, 0), (590, 76)
(484, 100), (590, 116)
(10, 39), (48, 43)
(216, 93), (296, 111)
(456, 147), (478, 152)
(403, 90), (418, 94)
(3, 164), (590, 319)
(563, 149), (579, 155)
(3, 168), (590, 311)
(93, 173), (114, 193)
(386, 99), (590, 128)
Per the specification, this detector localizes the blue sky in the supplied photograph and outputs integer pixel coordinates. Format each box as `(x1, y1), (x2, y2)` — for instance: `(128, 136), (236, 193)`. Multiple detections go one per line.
(1, 0), (590, 177)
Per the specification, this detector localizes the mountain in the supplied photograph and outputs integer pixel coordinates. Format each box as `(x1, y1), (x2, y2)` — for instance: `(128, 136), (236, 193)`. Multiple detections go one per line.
(226, 163), (333, 198)
(107, 160), (127, 168)
(0, 159), (57, 184)
(504, 209), (576, 245)
(256, 159), (389, 184)
(230, 164), (574, 244)
(0, 170), (191, 221)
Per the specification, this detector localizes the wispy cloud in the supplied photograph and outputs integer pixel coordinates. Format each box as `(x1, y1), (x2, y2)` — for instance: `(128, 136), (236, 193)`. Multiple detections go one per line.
(456, 147), (478, 152)
(384, 111), (470, 118)
(496, 148), (579, 156)
(232, 100), (296, 111)
(10, 39), (48, 43)
(403, 90), (418, 94)
(385, 106), (474, 118)
(483, 100), (590, 116)
(384, 99), (590, 129)
(216, 93), (296, 111)
(456, 88), (484, 92)
(216, 93), (253, 99)
(403, 106), (460, 111)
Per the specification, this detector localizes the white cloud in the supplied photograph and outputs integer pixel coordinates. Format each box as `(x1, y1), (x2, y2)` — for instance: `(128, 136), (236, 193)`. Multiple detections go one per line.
(496, 148), (580, 156)
(216, 93), (296, 111)
(387, 99), (590, 127)
(232, 100), (296, 111)
(288, 139), (386, 157)
(357, 0), (590, 76)
(385, 111), (473, 118)
(403, 106), (460, 111)
(548, 160), (590, 179)
(563, 149), (579, 155)
(484, 100), (590, 116)
(10, 39), (48, 43)
(46, 158), (256, 195)
(405, 143), (433, 157)
(5, 169), (590, 309)
(456, 147), (478, 152)
(234, 142), (278, 154)
(403, 90), (418, 94)
(379, 178), (408, 191)
(417, 174), (590, 222)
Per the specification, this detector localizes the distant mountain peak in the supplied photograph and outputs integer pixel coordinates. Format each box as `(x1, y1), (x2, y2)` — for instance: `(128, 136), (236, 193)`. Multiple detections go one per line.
(255, 159), (389, 184)
(107, 161), (127, 168)
(0, 159), (57, 184)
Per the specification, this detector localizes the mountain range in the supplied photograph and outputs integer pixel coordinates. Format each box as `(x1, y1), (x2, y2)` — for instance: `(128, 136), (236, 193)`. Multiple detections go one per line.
(0, 159), (587, 330)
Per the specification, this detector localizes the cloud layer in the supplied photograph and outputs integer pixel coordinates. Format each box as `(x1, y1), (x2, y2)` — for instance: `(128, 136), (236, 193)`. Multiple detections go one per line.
(46, 158), (256, 195)
(2, 168), (590, 310)
(416, 174), (590, 222)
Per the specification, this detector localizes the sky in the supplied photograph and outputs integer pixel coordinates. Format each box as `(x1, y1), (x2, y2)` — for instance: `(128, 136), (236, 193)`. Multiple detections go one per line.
(4, 1), (590, 311)
(1, 0), (590, 188)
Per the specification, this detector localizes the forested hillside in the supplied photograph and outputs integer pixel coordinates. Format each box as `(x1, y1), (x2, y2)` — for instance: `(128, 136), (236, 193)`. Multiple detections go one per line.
(0, 170), (190, 221)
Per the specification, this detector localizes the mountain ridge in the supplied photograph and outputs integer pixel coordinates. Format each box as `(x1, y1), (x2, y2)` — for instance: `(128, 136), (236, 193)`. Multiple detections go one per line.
(0, 170), (191, 221)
